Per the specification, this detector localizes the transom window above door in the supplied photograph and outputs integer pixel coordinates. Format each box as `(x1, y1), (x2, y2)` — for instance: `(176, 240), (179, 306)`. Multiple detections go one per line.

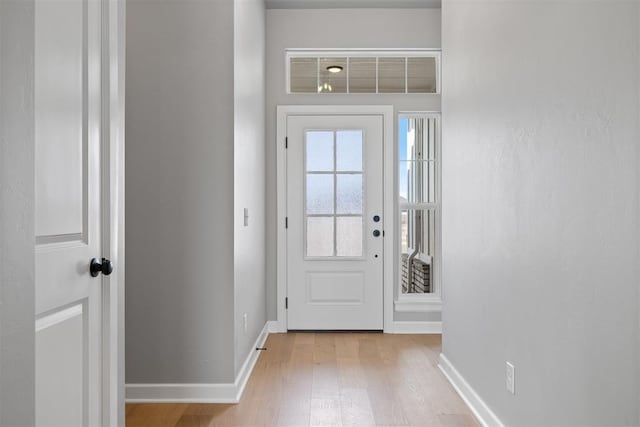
(305, 129), (365, 258)
(287, 50), (440, 94)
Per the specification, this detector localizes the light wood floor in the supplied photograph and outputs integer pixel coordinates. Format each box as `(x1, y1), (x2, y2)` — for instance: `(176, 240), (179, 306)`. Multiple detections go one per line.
(126, 333), (479, 427)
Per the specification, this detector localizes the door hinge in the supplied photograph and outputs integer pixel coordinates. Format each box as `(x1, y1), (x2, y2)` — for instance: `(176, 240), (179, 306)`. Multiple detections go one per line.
(285, 297), (288, 309)
(285, 137), (288, 149)
(285, 217), (288, 229)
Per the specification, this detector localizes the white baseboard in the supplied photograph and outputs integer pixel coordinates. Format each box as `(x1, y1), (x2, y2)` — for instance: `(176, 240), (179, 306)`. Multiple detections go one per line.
(438, 353), (504, 427)
(234, 323), (269, 401)
(267, 320), (285, 333)
(385, 321), (442, 334)
(125, 322), (269, 403)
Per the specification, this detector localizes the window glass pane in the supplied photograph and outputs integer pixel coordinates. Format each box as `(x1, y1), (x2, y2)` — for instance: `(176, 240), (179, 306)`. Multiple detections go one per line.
(307, 217), (334, 257)
(427, 118), (437, 160)
(336, 216), (363, 257)
(348, 57), (376, 93)
(399, 117), (410, 162)
(290, 57), (318, 93)
(399, 160), (409, 202)
(400, 210), (409, 254)
(319, 57), (347, 93)
(400, 209), (435, 294)
(336, 174), (363, 214)
(424, 209), (435, 256)
(306, 174), (334, 214)
(336, 130), (363, 171)
(401, 117), (431, 162)
(289, 53), (439, 96)
(306, 131), (334, 171)
(407, 57), (437, 93)
(378, 57), (406, 93)
(399, 161), (435, 203)
(399, 116), (437, 203)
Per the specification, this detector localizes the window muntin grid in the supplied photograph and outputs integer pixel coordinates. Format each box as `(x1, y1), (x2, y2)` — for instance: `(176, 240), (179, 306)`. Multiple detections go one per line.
(399, 115), (439, 294)
(305, 129), (365, 258)
(288, 50), (440, 94)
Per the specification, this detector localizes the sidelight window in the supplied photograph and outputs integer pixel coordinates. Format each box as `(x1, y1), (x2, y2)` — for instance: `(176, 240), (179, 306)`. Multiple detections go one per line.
(398, 114), (440, 295)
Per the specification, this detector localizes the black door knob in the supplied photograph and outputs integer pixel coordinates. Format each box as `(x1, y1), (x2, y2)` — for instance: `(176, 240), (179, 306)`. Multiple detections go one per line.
(373, 215), (380, 223)
(373, 230), (381, 237)
(90, 258), (114, 277)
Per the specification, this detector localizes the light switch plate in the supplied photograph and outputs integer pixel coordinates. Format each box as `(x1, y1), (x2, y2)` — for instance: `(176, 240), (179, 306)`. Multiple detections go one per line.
(506, 361), (515, 394)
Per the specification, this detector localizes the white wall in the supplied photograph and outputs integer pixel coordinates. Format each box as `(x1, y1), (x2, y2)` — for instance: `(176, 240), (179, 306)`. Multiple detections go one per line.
(441, 1), (640, 425)
(126, 0), (268, 386)
(234, 0), (267, 374)
(0, 0), (36, 424)
(126, 0), (236, 383)
(266, 8), (442, 322)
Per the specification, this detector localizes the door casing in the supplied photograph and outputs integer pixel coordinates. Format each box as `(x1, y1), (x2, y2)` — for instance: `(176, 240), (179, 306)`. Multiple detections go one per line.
(102, 0), (126, 424)
(276, 105), (394, 333)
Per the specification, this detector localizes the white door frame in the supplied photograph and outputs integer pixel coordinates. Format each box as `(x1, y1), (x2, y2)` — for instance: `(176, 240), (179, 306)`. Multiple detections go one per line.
(101, 0), (125, 424)
(276, 105), (394, 333)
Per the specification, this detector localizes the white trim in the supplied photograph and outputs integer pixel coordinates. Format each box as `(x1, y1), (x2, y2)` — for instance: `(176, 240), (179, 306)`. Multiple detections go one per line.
(438, 354), (504, 427)
(267, 320), (285, 333)
(234, 323), (269, 402)
(125, 383), (238, 404)
(277, 105), (394, 333)
(125, 323), (269, 403)
(394, 299), (442, 312)
(286, 48), (441, 54)
(266, 0), (441, 9)
(101, 0), (125, 425)
(382, 106), (395, 332)
(386, 321), (441, 334)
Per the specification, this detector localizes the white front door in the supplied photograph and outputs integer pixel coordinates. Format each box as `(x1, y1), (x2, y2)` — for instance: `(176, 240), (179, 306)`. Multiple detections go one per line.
(34, 0), (105, 425)
(286, 115), (384, 330)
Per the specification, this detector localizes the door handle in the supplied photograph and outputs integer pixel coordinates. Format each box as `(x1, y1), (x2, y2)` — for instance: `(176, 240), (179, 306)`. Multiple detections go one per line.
(90, 258), (114, 277)
(372, 230), (381, 237)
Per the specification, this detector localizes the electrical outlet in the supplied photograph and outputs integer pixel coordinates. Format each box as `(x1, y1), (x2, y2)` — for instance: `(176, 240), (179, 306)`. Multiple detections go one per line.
(243, 208), (249, 227)
(243, 313), (248, 334)
(506, 361), (515, 394)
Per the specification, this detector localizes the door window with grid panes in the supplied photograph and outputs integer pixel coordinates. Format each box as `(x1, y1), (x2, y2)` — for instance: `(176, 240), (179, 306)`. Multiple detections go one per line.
(305, 130), (365, 258)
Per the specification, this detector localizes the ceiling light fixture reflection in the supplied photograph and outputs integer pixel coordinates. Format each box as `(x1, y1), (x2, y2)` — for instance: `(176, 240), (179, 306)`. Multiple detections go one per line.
(326, 65), (343, 73)
(318, 82), (333, 93)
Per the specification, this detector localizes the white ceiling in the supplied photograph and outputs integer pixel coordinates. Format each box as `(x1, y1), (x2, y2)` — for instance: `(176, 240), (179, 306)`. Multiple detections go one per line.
(266, 0), (441, 9)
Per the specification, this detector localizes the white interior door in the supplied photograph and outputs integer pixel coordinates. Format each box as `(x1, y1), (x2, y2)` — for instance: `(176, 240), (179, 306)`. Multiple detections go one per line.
(286, 115), (384, 330)
(34, 0), (105, 425)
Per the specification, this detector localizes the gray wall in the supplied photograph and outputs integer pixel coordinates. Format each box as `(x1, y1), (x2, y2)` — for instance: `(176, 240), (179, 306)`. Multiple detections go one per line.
(126, 0), (236, 383)
(0, 0), (36, 424)
(266, 8), (442, 322)
(234, 0), (267, 375)
(441, 1), (640, 425)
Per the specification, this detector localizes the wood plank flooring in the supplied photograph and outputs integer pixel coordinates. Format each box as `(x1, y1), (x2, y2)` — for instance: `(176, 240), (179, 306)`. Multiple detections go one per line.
(126, 333), (479, 427)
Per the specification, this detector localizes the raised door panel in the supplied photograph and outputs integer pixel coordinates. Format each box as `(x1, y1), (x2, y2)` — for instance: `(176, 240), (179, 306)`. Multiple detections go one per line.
(35, 305), (85, 427)
(35, 0), (86, 242)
